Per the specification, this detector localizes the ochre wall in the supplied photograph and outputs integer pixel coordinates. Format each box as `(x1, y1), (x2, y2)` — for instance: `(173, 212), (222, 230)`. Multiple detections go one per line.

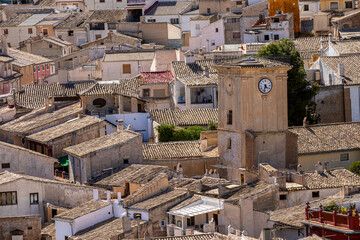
(268, 0), (300, 33)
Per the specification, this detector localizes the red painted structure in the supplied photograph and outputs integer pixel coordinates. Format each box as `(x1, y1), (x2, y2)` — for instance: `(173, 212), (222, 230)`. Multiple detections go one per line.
(33, 63), (51, 84)
(304, 202), (360, 240)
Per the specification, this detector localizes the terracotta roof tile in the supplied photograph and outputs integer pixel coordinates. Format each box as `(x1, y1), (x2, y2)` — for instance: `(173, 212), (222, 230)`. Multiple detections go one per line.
(141, 71), (173, 84)
(177, 74), (217, 86)
(289, 122), (360, 154)
(142, 141), (203, 160)
(329, 40), (360, 55)
(304, 168), (360, 189)
(150, 108), (218, 126)
(86, 9), (126, 23)
(146, 1), (195, 16)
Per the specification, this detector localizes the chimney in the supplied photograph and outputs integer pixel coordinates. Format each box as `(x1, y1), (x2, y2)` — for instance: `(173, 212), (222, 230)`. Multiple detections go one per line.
(297, 164), (303, 174)
(203, 66), (209, 77)
(1, 35), (8, 56)
(116, 119), (124, 131)
(122, 217), (132, 233)
(117, 192), (121, 202)
(184, 50), (195, 64)
(338, 63), (344, 77)
(315, 161), (324, 174)
(106, 190), (111, 201)
(93, 189), (99, 200)
(78, 114), (83, 119)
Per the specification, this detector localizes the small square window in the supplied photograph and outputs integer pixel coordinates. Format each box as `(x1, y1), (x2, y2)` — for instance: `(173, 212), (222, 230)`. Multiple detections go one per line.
(4, 29), (8, 35)
(330, 2), (338, 9)
(28, 226), (32, 230)
(123, 64), (131, 74)
(143, 89), (150, 97)
(345, 1), (353, 8)
(68, 30), (74, 36)
(227, 138), (232, 150)
(49, 44), (52, 48)
(236, 1), (242, 6)
(304, 4), (309, 11)
(108, 23), (116, 30)
(95, 34), (102, 40)
(123, 159), (129, 164)
(273, 18), (280, 23)
(170, 18), (179, 24)
(274, 34), (279, 40)
(215, 28), (218, 33)
(312, 191), (320, 198)
(30, 193), (39, 204)
(148, 19), (156, 23)
(340, 153), (349, 161)
(28, 28), (33, 34)
(207, 8), (211, 14)
(280, 194), (287, 200)
(1, 163), (10, 169)
(264, 35), (270, 41)
(196, 24), (200, 30)
(226, 8), (230, 12)
(100, 0), (105, 2)
(233, 32), (240, 39)
(160, 219), (166, 227)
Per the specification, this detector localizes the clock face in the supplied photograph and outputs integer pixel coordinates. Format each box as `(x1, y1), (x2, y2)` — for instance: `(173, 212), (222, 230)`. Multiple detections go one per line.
(258, 78), (272, 94)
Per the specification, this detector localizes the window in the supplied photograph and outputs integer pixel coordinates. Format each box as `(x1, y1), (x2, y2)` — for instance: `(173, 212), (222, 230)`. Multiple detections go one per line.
(1, 163), (10, 169)
(345, 1), (353, 8)
(233, 31), (240, 39)
(228, 18), (240, 23)
(108, 23), (116, 30)
(68, 30), (74, 36)
(43, 28), (48, 36)
(304, 4), (309, 11)
(30, 193), (39, 205)
(123, 159), (129, 164)
(227, 138), (231, 150)
(100, 0), (105, 2)
(160, 219), (166, 227)
(134, 213), (142, 219)
(170, 18), (179, 24)
(215, 28), (218, 33)
(236, 1), (242, 6)
(195, 24), (200, 30)
(117, 0), (122, 2)
(273, 17), (280, 23)
(330, 2), (338, 9)
(211, 40), (215, 46)
(73, 2), (79, 6)
(37, 66), (40, 72)
(49, 44), (52, 48)
(123, 64), (131, 74)
(93, 98), (107, 107)
(227, 110), (232, 125)
(274, 34), (279, 40)
(95, 34), (102, 40)
(340, 153), (349, 161)
(264, 35), (270, 41)
(90, 23), (105, 30)
(226, 7), (230, 12)
(7, 43), (10, 47)
(28, 226), (32, 230)
(28, 28), (32, 34)
(171, 215), (176, 224)
(187, 216), (195, 226)
(147, 19), (156, 22)
(0, 191), (17, 205)
(280, 194), (287, 200)
(4, 29), (8, 35)
(207, 8), (211, 14)
(312, 191), (320, 198)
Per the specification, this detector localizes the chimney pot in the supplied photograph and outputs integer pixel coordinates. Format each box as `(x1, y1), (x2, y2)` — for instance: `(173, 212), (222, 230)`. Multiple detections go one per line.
(93, 189), (99, 200)
(106, 190), (111, 201)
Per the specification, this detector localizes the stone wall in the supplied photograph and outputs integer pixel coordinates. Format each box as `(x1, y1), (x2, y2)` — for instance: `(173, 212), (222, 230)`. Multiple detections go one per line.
(0, 215), (41, 240)
(314, 85), (345, 123)
(0, 141), (56, 179)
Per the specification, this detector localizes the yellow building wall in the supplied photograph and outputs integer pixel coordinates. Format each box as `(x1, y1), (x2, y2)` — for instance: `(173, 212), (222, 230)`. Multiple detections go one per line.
(36, 25), (55, 37)
(20, 65), (35, 87)
(299, 150), (360, 171)
(320, 0), (356, 12)
(268, 0), (300, 33)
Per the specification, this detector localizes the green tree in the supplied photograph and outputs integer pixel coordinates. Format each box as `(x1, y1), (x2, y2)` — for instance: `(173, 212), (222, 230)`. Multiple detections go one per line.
(208, 120), (218, 130)
(186, 126), (207, 140)
(258, 39), (320, 126)
(156, 124), (175, 142)
(350, 161), (360, 176)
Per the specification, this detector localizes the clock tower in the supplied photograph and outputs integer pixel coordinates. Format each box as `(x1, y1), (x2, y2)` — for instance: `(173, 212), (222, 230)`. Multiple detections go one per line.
(214, 57), (296, 180)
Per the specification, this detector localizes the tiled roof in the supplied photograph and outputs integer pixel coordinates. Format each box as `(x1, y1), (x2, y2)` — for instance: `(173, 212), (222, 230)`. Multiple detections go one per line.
(64, 130), (141, 158)
(0, 171), (61, 185)
(0, 13), (32, 27)
(319, 55), (360, 84)
(26, 116), (102, 144)
(141, 71), (174, 84)
(18, 13), (49, 26)
(294, 37), (328, 52)
(54, 200), (112, 220)
(169, 177), (229, 193)
(152, 234), (217, 240)
(146, 1), (195, 16)
(168, 195), (202, 211)
(86, 9), (126, 23)
(289, 122), (360, 155)
(93, 164), (169, 187)
(129, 189), (188, 210)
(0, 102), (83, 135)
(150, 108), (218, 126)
(41, 222), (55, 238)
(215, 56), (291, 69)
(143, 141), (204, 160)
(79, 80), (141, 97)
(68, 218), (140, 240)
(227, 180), (276, 202)
(103, 51), (155, 62)
(172, 59), (218, 77)
(329, 40), (360, 55)
(303, 168), (360, 190)
(54, 12), (92, 29)
(177, 74), (217, 86)
(8, 48), (52, 67)
(190, 14), (218, 22)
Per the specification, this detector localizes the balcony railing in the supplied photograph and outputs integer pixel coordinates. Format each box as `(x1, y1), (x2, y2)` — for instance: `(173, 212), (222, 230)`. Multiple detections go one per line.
(305, 203), (360, 230)
(127, 0), (145, 5)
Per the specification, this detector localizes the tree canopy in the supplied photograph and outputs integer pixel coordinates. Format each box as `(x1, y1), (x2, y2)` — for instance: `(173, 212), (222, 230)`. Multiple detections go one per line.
(350, 161), (360, 176)
(258, 39), (320, 126)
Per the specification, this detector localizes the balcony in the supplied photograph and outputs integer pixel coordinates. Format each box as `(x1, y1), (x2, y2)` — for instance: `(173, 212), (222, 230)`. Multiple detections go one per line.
(305, 203), (360, 230)
(127, 0), (145, 5)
